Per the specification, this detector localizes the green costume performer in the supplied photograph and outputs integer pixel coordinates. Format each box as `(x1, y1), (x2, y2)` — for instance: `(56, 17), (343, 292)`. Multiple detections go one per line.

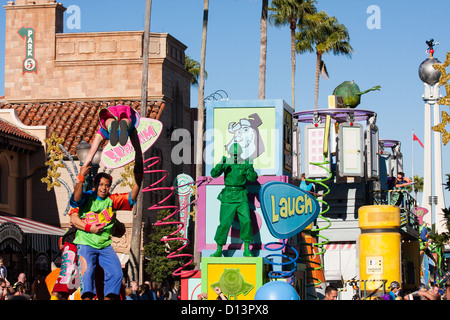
(210, 143), (258, 257)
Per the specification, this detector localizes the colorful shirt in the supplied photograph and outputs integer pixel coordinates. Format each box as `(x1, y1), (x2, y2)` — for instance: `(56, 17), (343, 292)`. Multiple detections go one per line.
(70, 190), (135, 249)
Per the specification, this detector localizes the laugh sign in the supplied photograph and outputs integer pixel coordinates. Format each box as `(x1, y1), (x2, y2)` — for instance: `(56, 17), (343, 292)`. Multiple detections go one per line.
(259, 181), (320, 239)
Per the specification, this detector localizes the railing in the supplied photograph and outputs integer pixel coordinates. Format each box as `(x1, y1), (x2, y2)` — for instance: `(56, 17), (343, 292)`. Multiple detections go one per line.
(338, 278), (388, 300)
(371, 189), (420, 233)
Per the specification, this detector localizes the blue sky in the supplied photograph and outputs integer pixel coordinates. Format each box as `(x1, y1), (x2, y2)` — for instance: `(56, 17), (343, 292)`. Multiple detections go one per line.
(1, 0), (450, 205)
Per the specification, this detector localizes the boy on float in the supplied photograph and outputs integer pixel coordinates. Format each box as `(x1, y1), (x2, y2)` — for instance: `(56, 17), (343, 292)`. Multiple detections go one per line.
(69, 130), (143, 300)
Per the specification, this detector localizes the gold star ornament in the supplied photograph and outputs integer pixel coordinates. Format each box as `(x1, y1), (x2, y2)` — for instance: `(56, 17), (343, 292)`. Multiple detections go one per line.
(432, 52), (450, 144)
(432, 111), (450, 145)
(433, 52), (450, 105)
(120, 162), (135, 189)
(41, 132), (65, 191)
(433, 52), (450, 87)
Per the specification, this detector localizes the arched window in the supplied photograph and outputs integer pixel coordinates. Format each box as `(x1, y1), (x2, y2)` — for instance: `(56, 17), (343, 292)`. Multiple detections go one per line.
(0, 156), (9, 204)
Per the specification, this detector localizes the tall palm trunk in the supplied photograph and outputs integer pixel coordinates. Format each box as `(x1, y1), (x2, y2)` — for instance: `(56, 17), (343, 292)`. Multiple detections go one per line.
(194, 0), (209, 269)
(130, 0), (152, 284)
(314, 51), (322, 109)
(195, 0), (208, 185)
(290, 19), (296, 111)
(258, 0), (268, 100)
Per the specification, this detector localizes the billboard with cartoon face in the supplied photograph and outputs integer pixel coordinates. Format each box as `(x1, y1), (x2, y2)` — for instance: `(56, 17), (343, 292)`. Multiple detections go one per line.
(225, 112), (266, 162)
(205, 99), (292, 177)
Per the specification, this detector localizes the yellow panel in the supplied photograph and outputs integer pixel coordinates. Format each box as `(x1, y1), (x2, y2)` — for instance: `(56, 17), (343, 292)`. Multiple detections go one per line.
(201, 257), (264, 300)
(359, 232), (401, 292)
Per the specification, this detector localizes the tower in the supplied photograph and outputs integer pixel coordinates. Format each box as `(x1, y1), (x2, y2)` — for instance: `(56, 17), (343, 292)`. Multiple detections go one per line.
(3, 0), (65, 102)
(418, 39), (446, 233)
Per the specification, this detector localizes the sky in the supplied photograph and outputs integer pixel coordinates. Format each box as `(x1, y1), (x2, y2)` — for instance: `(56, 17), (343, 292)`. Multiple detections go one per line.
(1, 0), (450, 206)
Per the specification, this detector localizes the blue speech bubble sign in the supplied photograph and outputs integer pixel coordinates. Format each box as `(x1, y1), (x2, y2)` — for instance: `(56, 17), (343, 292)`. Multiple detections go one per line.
(259, 181), (320, 239)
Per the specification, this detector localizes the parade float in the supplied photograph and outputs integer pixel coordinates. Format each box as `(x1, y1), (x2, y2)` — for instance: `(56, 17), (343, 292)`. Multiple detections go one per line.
(42, 42), (450, 300)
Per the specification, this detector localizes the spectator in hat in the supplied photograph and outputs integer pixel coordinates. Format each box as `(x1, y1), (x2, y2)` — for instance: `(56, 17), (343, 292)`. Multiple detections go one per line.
(389, 281), (402, 300)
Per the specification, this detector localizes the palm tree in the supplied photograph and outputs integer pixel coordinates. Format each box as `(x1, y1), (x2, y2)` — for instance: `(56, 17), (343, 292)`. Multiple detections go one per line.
(269, 0), (317, 111)
(193, 0), (209, 269)
(195, 0), (208, 179)
(444, 174), (450, 192)
(259, 0), (268, 99)
(406, 175), (423, 194)
(296, 11), (353, 109)
(130, 0), (152, 285)
(407, 175), (423, 206)
(185, 54), (207, 86)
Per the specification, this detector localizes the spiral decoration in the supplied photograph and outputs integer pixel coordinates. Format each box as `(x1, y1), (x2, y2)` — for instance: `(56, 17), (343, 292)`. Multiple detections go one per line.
(141, 156), (206, 277)
(299, 160), (332, 299)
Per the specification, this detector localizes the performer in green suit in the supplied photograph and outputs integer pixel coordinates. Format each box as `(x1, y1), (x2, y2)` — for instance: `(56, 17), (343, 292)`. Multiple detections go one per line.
(210, 143), (258, 257)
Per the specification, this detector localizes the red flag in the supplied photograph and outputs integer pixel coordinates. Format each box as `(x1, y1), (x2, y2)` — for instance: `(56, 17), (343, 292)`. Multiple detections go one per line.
(413, 133), (424, 148)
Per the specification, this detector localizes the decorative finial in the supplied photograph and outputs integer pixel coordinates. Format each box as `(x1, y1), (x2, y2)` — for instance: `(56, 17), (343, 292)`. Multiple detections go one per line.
(426, 39), (439, 58)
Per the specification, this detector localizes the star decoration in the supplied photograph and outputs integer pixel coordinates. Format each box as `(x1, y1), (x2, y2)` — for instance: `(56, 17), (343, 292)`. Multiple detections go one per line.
(438, 83), (450, 106)
(433, 52), (450, 87)
(120, 162), (135, 188)
(44, 132), (64, 153)
(41, 132), (65, 191)
(432, 111), (450, 145)
(41, 170), (62, 191)
(431, 52), (450, 145)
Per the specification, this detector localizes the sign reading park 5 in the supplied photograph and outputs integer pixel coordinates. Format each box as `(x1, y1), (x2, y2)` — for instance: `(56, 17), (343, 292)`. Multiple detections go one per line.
(259, 181), (320, 239)
(18, 26), (37, 74)
(101, 117), (162, 169)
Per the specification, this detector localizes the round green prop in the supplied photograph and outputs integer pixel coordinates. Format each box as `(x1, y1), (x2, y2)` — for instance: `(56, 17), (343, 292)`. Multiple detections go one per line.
(332, 80), (381, 108)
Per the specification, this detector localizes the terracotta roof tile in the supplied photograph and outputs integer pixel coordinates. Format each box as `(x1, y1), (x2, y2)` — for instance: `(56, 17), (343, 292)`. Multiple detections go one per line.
(0, 100), (165, 156)
(0, 119), (41, 143)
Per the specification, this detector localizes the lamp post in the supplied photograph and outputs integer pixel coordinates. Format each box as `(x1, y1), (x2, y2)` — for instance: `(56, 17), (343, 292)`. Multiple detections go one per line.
(429, 195), (438, 233)
(76, 140), (102, 190)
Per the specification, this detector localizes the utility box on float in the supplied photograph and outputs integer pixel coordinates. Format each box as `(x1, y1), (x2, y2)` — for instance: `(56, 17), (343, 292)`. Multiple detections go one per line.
(358, 205), (401, 294)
